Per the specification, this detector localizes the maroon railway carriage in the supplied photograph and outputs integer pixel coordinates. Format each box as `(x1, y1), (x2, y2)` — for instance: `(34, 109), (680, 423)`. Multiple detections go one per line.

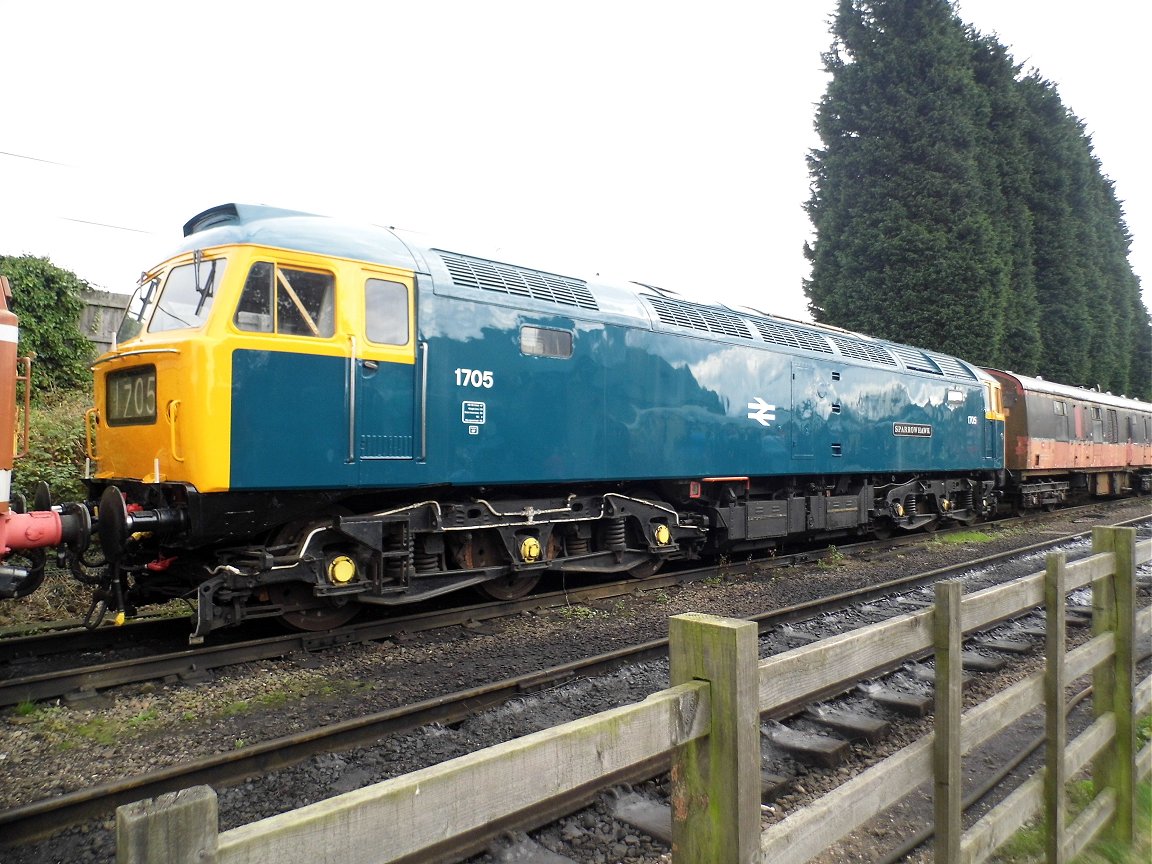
(985, 369), (1152, 511)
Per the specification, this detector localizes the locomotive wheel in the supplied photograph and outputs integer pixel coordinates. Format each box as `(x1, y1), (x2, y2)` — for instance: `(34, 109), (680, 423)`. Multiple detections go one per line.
(466, 532), (541, 601)
(627, 559), (665, 579)
(269, 583), (360, 631)
(477, 572), (542, 601)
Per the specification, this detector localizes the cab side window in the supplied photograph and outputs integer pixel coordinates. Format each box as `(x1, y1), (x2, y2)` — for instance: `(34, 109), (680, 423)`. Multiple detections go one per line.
(365, 279), (409, 345)
(235, 262), (335, 337)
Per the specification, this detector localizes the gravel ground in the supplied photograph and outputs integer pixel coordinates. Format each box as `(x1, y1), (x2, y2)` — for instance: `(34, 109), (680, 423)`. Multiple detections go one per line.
(3, 499), (1149, 864)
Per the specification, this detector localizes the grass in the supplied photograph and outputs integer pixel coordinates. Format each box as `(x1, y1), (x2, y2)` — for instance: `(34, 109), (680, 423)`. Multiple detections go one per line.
(212, 679), (370, 720)
(28, 705), (166, 750)
(991, 715), (1152, 863)
(0, 563), (188, 630)
(932, 529), (997, 545)
(557, 604), (598, 620)
(816, 545), (846, 568)
(990, 780), (1150, 864)
(7, 677), (373, 751)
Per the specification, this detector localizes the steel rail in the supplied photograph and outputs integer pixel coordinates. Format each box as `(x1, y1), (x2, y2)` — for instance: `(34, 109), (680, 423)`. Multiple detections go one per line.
(0, 500), (1125, 658)
(2, 514), (1146, 846)
(1, 507), (1145, 708)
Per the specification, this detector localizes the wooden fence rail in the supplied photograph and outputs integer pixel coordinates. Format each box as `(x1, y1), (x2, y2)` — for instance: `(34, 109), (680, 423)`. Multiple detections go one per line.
(118, 528), (1152, 863)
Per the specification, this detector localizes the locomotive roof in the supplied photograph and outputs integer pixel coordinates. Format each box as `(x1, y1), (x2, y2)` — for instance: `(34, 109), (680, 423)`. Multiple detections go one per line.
(986, 369), (1152, 413)
(178, 203), (985, 383)
(179, 203), (423, 272)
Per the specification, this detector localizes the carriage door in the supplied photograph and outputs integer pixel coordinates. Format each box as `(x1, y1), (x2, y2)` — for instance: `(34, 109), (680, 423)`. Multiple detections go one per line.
(353, 271), (418, 483)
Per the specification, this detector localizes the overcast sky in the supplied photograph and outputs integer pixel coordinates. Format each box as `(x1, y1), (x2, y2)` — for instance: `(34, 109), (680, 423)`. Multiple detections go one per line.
(2, 1), (1147, 323)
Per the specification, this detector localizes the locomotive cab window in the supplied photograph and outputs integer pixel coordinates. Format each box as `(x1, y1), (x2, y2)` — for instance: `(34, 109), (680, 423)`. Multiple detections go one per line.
(365, 279), (410, 345)
(234, 262), (335, 337)
(117, 276), (160, 343)
(520, 326), (573, 358)
(148, 257), (226, 333)
(119, 258), (226, 340)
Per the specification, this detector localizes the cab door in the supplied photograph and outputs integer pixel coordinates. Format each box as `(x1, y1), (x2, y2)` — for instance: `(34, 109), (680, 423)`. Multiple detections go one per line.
(353, 269), (419, 485)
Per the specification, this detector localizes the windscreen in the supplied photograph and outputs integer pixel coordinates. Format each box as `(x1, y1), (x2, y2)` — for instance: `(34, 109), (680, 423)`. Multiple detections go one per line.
(114, 256), (226, 342)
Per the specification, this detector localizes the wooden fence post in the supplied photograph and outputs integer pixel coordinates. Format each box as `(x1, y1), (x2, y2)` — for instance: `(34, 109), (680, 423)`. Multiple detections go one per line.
(1092, 526), (1137, 845)
(668, 612), (760, 864)
(1044, 551), (1068, 864)
(116, 785), (218, 864)
(933, 579), (964, 863)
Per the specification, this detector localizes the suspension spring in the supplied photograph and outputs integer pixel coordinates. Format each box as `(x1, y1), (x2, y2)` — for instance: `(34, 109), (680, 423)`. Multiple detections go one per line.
(384, 533), (411, 580)
(413, 552), (439, 574)
(604, 517), (627, 552)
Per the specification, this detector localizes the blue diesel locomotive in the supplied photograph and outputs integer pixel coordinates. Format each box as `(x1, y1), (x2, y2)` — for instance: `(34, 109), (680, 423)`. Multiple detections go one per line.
(78, 204), (1004, 637)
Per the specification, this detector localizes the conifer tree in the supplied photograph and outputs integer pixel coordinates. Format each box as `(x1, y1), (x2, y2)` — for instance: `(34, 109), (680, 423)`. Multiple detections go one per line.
(805, 0), (1150, 400)
(805, 0), (1009, 364)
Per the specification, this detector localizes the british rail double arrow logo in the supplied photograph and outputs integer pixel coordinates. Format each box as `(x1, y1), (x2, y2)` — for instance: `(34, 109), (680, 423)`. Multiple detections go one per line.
(747, 397), (776, 427)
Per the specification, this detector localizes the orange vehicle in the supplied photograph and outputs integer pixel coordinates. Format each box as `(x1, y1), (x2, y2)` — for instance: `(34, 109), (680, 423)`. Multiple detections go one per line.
(0, 275), (90, 597)
(984, 368), (1152, 510)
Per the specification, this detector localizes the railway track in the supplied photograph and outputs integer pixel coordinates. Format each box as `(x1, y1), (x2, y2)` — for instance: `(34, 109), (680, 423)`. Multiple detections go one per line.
(2, 512), (1148, 851)
(0, 503), (1132, 710)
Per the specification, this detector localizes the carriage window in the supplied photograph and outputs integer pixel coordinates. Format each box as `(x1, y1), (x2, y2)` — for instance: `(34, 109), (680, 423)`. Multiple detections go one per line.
(365, 279), (409, 345)
(234, 262), (334, 337)
(1053, 401), (1066, 415)
(520, 326), (573, 358)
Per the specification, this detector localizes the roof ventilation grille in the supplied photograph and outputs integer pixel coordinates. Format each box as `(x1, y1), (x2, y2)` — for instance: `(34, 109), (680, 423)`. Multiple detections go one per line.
(748, 317), (835, 354)
(828, 334), (897, 366)
(644, 295), (752, 339)
(438, 251), (598, 310)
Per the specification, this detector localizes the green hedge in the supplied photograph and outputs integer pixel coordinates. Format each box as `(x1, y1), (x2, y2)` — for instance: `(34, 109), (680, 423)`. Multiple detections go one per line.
(12, 389), (89, 504)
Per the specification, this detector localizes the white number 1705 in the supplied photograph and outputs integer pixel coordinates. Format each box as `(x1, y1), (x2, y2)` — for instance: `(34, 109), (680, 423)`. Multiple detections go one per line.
(454, 368), (494, 388)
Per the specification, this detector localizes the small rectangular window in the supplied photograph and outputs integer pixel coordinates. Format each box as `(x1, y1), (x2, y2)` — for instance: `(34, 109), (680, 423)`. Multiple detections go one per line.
(1053, 401), (1066, 416)
(365, 279), (409, 345)
(520, 326), (573, 358)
